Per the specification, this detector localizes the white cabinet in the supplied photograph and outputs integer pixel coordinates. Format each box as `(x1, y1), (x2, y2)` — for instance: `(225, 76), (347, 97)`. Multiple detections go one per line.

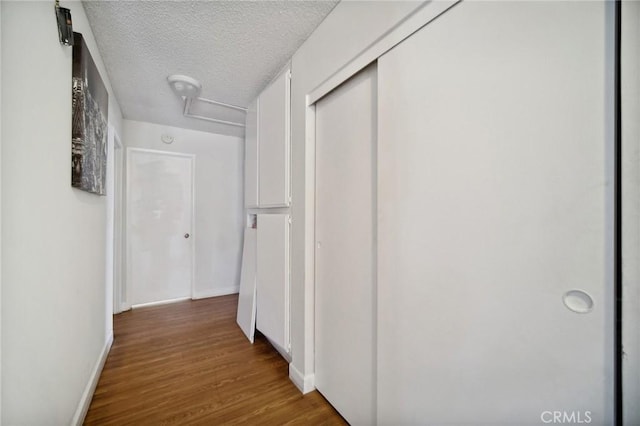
(241, 69), (291, 356)
(244, 68), (290, 209)
(244, 98), (259, 208)
(256, 214), (290, 353)
(258, 69), (290, 207)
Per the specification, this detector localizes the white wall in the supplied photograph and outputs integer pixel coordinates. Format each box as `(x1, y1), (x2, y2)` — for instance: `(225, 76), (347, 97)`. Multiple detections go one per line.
(622, 1), (640, 423)
(1, 1), (123, 424)
(288, 0), (424, 387)
(123, 120), (244, 299)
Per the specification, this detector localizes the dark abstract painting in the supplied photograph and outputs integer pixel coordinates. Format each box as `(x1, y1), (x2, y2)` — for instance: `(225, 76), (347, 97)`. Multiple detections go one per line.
(72, 32), (108, 195)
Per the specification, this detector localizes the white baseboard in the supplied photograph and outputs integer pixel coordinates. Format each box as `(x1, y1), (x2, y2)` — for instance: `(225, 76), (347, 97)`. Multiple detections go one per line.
(71, 333), (113, 426)
(289, 363), (315, 394)
(264, 334), (292, 363)
(131, 296), (191, 309)
(192, 285), (239, 299)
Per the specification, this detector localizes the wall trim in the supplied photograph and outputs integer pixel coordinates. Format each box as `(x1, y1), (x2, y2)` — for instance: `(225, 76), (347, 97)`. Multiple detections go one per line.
(621, 2), (640, 423)
(112, 130), (124, 315)
(131, 296), (191, 309)
(192, 286), (240, 300)
(71, 333), (113, 426)
(0, 3), (3, 418)
(302, 103), (317, 388)
(289, 362), (315, 394)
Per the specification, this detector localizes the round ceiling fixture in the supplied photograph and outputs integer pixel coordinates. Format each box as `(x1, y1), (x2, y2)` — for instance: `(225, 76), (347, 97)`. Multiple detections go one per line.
(167, 74), (202, 99)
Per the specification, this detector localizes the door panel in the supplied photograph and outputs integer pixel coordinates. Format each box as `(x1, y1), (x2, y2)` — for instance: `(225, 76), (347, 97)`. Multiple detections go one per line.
(377, 1), (613, 424)
(256, 214), (290, 352)
(258, 69), (290, 207)
(315, 64), (377, 425)
(127, 149), (193, 306)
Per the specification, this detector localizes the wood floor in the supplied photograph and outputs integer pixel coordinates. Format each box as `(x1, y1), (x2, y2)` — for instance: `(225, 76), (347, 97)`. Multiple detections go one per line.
(85, 295), (346, 425)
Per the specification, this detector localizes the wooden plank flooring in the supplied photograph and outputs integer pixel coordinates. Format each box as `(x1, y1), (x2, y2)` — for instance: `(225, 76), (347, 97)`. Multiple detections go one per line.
(84, 295), (346, 425)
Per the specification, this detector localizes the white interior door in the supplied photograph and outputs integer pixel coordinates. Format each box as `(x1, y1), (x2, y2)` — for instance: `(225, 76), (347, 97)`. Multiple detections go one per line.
(256, 214), (290, 352)
(377, 1), (614, 424)
(126, 148), (194, 306)
(315, 64), (376, 425)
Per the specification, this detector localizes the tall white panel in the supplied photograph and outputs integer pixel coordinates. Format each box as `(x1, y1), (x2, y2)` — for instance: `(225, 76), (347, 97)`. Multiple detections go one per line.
(377, 1), (613, 424)
(256, 214), (290, 352)
(314, 65), (377, 425)
(258, 69), (290, 207)
(244, 98), (259, 208)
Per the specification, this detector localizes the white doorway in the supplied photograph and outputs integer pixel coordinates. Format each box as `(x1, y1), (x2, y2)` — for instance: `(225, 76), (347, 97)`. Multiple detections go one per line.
(126, 148), (195, 306)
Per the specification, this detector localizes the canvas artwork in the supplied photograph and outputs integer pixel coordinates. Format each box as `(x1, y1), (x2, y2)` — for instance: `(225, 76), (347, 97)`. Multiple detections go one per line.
(72, 32), (108, 195)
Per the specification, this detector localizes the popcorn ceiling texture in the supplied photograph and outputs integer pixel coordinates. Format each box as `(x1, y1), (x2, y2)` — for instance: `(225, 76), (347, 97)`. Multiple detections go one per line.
(82, 1), (339, 137)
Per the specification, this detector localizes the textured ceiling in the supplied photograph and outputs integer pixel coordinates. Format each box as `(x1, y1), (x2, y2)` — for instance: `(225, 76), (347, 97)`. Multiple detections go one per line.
(82, 0), (339, 137)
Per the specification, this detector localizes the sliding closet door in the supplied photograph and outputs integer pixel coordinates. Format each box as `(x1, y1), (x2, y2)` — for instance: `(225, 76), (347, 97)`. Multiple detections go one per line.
(315, 64), (376, 424)
(377, 2), (614, 424)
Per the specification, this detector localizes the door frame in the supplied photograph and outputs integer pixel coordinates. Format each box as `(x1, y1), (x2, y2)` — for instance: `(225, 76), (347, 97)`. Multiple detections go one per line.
(124, 147), (196, 307)
(113, 132), (125, 314)
(110, 129), (124, 314)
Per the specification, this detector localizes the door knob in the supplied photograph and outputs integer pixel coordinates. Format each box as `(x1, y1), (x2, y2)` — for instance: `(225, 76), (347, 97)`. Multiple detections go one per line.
(184, 233), (190, 239)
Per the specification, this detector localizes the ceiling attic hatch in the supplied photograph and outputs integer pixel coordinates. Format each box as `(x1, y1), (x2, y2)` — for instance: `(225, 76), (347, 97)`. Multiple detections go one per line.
(167, 74), (247, 128)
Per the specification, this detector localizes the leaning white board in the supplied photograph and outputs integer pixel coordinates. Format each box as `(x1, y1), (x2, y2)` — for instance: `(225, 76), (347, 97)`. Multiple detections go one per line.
(236, 228), (257, 343)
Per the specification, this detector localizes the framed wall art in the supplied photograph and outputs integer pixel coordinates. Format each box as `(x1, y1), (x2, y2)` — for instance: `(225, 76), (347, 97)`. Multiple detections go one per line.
(72, 31), (108, 195)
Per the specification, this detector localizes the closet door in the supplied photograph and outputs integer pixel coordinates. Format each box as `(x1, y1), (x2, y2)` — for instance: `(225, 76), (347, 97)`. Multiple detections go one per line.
(315, 64), (376, 425)
(377, 1), (614, 424)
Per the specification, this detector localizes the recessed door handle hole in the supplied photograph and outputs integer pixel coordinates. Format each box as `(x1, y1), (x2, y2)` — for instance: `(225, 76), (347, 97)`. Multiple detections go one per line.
(562, 289), (594, 314)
